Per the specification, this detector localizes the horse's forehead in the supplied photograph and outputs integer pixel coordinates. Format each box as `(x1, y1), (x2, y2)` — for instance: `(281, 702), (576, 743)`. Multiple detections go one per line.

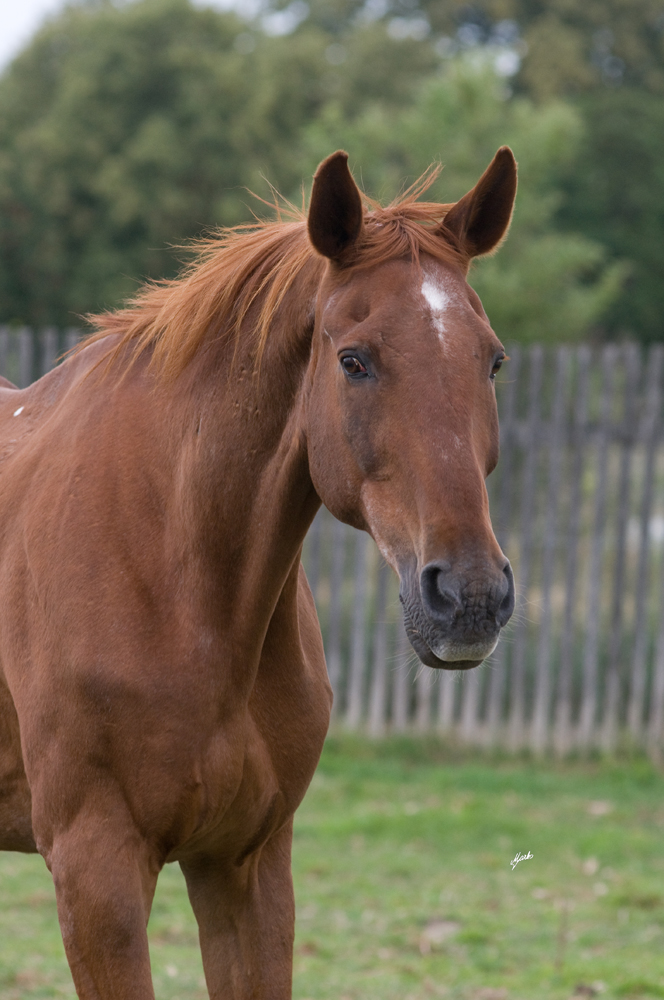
(323, 257), (464, 316)
(319, 258), (498, 362)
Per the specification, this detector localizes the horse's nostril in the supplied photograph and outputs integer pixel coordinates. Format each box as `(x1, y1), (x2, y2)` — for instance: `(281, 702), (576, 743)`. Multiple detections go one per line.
(497, 560), (515, 627)
(420, 563), (463, 627)
(420, 558), (515, 630)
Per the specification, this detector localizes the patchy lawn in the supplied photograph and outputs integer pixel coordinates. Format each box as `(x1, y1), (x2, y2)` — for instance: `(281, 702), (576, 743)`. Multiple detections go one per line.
(1, 737), (663, 999)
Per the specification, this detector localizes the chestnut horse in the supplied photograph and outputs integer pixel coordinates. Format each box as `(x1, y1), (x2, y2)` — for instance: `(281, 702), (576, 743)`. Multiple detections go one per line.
(0, 148), (516, 998)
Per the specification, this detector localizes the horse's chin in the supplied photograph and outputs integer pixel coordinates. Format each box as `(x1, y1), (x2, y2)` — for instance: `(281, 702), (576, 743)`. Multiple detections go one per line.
(407, 631), (496, 672)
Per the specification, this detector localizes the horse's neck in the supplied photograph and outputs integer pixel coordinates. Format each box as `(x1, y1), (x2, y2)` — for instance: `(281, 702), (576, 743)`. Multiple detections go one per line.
(174, 281), (320, 641)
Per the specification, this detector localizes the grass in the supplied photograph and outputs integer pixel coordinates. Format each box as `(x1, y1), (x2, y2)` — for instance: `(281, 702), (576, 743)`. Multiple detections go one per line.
(1, 737), (664, 999)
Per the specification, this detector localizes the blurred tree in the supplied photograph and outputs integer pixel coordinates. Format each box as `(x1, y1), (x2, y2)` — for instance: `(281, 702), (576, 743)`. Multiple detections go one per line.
(0, 0), (254, 324)
(291, 0), (664, 100)
(557, 87), (664, 341)
(0, 0), (440, 325)
(0, 0), (655, 340)
(303, 58), (625, 343)
(264, 0), (664, 340)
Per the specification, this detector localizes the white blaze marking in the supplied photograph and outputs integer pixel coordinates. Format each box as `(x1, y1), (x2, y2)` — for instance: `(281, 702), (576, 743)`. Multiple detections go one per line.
(421, 275), (450, 340)
(13, 406), (24, 416)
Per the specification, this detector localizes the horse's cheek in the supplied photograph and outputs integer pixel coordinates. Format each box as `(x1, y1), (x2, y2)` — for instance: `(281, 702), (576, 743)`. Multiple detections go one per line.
(340, 402), (381, 478)
(306, 396), (365, 527)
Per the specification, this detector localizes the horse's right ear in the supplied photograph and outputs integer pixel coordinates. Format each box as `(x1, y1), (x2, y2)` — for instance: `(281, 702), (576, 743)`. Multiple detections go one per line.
(442, 146), (517, 258)
(308, 151), (363, 262)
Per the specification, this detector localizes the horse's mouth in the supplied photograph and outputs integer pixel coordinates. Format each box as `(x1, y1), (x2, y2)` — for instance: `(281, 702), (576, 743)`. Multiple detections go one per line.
(408, 630), (488, 670)
(406, 625), (498, 670)
(399, 562), (510, 672)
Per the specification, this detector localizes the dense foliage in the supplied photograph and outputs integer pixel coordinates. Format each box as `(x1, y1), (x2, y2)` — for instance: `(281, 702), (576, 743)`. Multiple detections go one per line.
(0, 0), (661, 340)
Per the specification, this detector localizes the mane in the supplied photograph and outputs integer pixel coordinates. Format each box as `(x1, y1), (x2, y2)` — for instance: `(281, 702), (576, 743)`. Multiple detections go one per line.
(84, 167), (468, 381)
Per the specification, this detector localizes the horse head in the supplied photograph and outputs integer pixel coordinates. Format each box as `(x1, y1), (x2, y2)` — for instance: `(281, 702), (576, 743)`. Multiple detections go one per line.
(305, 149), (517, 670)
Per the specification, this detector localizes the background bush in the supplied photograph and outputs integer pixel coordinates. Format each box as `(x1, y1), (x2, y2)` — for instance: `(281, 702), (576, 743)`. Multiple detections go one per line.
(0, 0), (661, 342)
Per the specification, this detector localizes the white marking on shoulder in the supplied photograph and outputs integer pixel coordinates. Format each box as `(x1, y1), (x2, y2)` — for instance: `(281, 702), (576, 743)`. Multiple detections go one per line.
(13, 406), (24, 417)
(421, 274), (451, 341)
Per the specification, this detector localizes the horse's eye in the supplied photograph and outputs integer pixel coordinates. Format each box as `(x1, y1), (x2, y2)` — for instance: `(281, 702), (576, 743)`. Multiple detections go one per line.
(341, 356), (368, 377)
(490, 355), (505, 380)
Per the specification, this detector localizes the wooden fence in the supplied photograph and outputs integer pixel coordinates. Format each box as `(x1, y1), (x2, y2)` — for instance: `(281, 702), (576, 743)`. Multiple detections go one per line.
(303, 342), (664, 755)
(6, 328), (664, 753)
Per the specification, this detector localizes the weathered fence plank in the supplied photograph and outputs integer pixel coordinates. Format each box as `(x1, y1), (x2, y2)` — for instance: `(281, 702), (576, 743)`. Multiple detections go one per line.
(345, 531), (370, 729)
(436, 670), (455, 735)
(392, 621), (412, 733)
(627, 346), (663, 740)
(0, 328), (8, 380)
(553, 346), (590, 756)
(326, 517), (346, 714)
(416, 666), (433, 733)
(576, 347), (616, 751)
(601, 345), (641, 752)
(18, 328), (33, 389)
(368, 560), (390, 737)
(530, 347), (569, 754)
(508, 346), (543, 751)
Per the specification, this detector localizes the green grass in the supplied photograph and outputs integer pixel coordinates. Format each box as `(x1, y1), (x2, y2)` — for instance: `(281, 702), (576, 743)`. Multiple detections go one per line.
(1, 738), (664, 999)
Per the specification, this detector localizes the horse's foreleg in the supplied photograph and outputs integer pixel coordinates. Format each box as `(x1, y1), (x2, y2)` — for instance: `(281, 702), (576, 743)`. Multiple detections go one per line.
(181, 820), (295, 1000)
(42, 810), (160, 999)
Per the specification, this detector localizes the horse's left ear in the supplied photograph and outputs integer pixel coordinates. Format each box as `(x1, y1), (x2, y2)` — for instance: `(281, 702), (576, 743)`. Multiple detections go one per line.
(308, 151), (364, 262)
(442, 146), (517, 258)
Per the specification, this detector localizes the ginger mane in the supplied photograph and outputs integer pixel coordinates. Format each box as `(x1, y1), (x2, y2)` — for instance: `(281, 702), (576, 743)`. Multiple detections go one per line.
(84, 167), (467, 380)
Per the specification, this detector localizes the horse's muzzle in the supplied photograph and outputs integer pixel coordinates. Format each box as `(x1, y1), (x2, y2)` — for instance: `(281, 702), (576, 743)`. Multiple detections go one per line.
(401, 557), (515, 670)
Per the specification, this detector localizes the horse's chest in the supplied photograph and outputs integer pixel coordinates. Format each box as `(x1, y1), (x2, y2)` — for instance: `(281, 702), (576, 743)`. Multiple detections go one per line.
(168, 721), (306, 863)
(169, 656), (330, 861)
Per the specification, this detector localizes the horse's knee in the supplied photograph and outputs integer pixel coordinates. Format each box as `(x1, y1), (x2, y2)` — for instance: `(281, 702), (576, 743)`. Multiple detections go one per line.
(48, 822), (160, 946)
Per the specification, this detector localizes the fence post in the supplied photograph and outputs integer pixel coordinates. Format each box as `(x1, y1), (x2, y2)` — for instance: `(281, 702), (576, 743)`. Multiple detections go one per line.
(508, 345), (543, 751)
(368, 560), (390, 737)
(65, 328), (81, 353)
(345, 532), (370, 729)
(0, 326), (8, 379)
(392, 619), (412, 732)
(485, 642), (507, 748)
(460, 669), (482, 744)
(530, 347), (569, 754)
(326, 518), (346, 714)
(627, 346), (663, 741)
(601, 345), (641, 753)
(415, 667), (433, 732)
(577, 346), (616, 751)
(436, 670), (455, 736)
(648, 555), (664, 756)
(18, 328), (33, 388)
(41, 327), (59, 376)
(554, 346), (590, 756)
